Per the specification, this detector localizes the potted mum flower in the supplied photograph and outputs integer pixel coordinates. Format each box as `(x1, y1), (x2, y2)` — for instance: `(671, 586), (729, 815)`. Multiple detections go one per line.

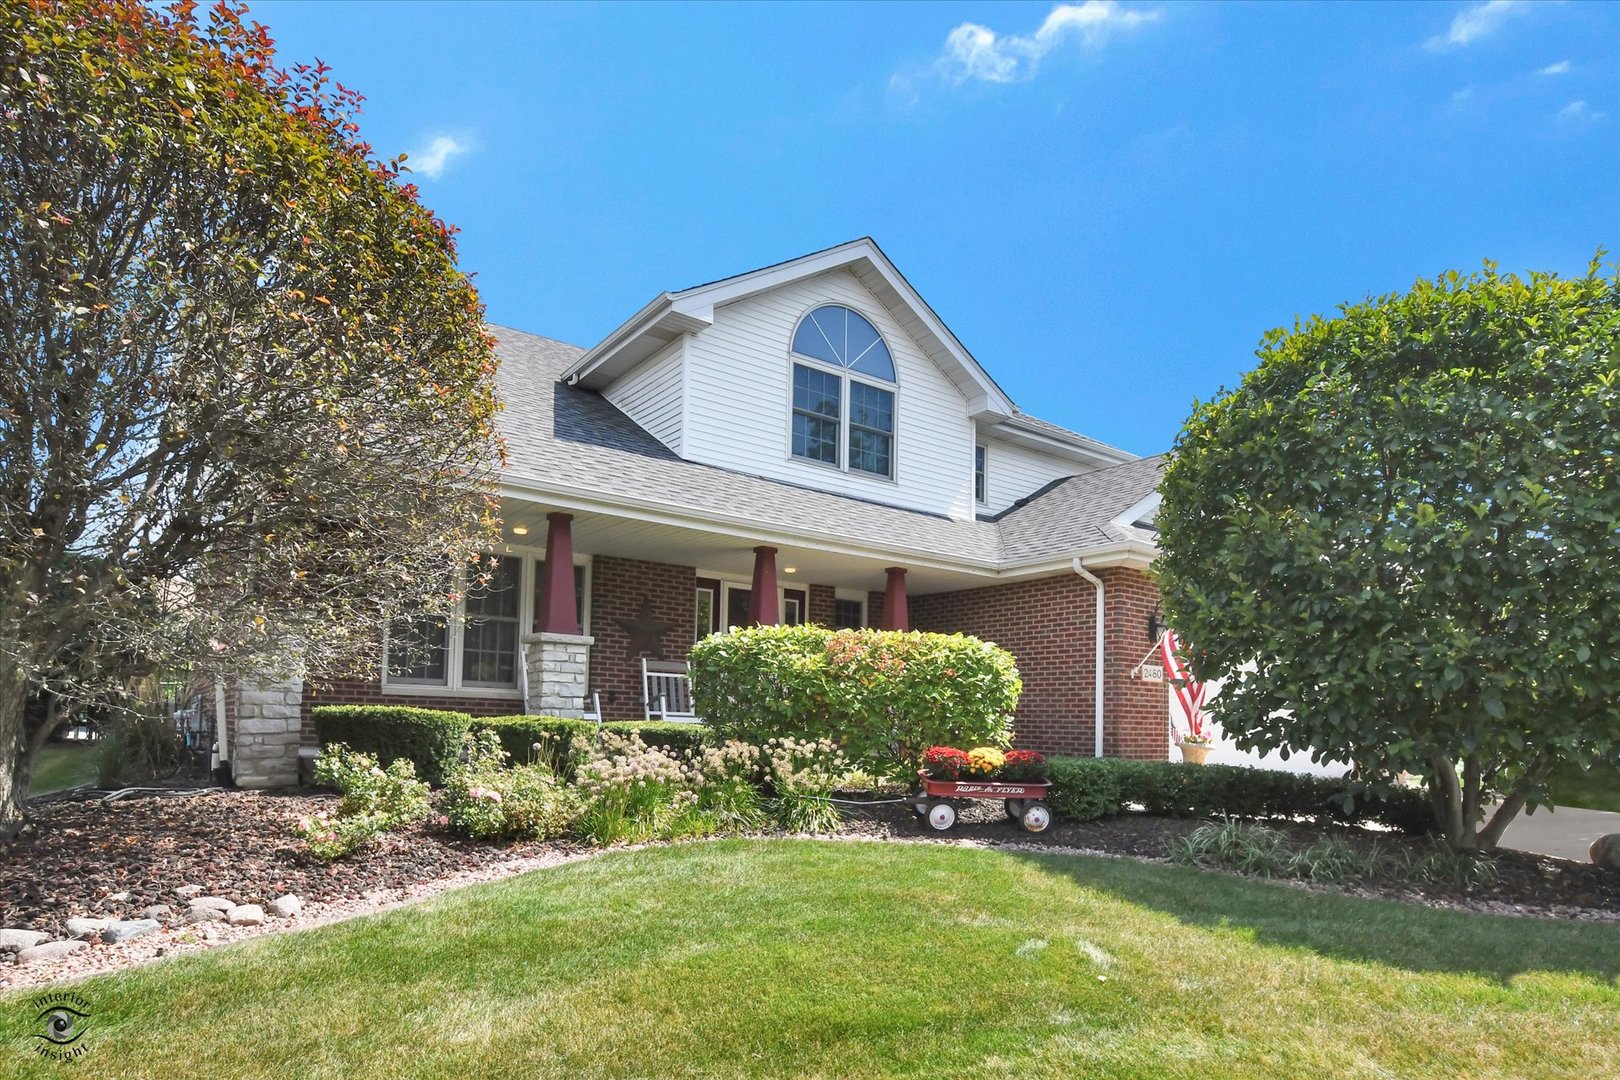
(1178, 728), (1213, 765)
(916, 745), (1053, 835)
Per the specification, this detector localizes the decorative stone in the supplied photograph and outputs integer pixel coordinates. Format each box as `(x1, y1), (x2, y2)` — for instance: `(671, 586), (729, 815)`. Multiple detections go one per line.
(142, 904), (173, 921)
(189, 896), (235, 912)
(268, 894), (303, 918)
(0, 928), (49, 952)
(1590, 833), (1620, 870)
(173, 884), (204, 899)
(182, 907), (227, 925)
(104, 918), (161, 944)
(226, 904), (265, 927)
(64, 917), (109, 939)
(16, 940), (89, 964)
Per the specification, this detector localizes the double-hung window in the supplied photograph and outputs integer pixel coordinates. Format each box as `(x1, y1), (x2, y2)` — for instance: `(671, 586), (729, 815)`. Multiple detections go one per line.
(789, 304), (896, 479)
(385, 554), (590, 693)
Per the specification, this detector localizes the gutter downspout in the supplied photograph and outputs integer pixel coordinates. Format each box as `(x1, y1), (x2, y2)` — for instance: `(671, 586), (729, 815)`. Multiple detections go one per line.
(1071, 559), (1105, 759)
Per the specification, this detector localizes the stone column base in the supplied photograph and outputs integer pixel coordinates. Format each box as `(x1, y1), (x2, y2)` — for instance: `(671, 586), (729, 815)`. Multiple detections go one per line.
(523, 632), (594, 717)
(231, 677), (304, 788)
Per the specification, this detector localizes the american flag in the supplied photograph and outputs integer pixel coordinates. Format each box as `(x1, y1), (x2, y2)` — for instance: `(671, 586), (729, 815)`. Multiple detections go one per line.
(1161, 630), (1208, 741)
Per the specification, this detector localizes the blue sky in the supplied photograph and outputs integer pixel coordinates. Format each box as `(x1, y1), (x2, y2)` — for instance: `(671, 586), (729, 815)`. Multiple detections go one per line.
(254, 1), (1618, 455)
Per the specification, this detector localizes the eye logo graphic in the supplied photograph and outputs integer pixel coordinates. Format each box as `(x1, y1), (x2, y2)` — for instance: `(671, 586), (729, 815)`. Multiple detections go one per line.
(26, 991), (93, 1062)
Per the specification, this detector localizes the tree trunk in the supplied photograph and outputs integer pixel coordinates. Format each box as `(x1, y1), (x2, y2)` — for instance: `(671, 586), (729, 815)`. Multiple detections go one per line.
(0, 674), (28, 840)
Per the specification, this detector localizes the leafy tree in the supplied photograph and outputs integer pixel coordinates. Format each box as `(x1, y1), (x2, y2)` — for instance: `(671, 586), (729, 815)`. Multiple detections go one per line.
(1156, 260), (1619, 851)
(0, 0), (504, 834)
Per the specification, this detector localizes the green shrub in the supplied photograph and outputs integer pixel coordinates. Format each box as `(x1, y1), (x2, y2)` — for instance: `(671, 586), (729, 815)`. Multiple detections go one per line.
(311, 705), (470, 786)
(440, 732), (577, 841)
(470, 715), (593, 773)
(762, 737), (847, 834)
(293, 743), (431, 860)
(1047, 757), (1431, 833)
(601, 720), (709, 758)
(689, 624), (1020, 774)
(1046, 757), (1123, 822)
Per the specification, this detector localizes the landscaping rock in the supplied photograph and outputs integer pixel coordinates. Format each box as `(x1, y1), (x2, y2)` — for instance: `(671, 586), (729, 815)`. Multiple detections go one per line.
(1590, 834), (1620, 870)
(104, 918), (161, 944)
(64, 917), (109, 939)
(189, 896), (235, 912)
(0, 928), (49, 952)
(226, 904), (265, 927)
(173, 884), (204, 899)
(181, 907), (227, 925)
(16, 940), (89, 965)
(268, 894), (302, 918)
(142, 904), (173, 921)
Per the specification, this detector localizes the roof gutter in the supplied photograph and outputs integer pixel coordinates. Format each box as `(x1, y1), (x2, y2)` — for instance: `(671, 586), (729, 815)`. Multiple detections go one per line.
(1071, 558), (1106, 759)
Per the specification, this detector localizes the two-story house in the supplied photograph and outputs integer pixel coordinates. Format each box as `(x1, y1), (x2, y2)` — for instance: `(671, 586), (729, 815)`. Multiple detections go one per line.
(223, 239), (1172, 787)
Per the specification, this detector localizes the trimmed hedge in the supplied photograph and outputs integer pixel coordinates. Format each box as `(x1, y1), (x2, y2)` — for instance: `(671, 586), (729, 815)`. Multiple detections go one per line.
(1047, 757), (1431, 834)
(689, 624), (1020, 773)
(311, 705), (471, 786)
(470, 715), (710, 773)
(471, 715), (594, 769)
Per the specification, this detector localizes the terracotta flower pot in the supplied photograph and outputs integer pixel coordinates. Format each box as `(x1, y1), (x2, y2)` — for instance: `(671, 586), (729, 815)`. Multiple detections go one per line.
(1179, 741), (1211, 765)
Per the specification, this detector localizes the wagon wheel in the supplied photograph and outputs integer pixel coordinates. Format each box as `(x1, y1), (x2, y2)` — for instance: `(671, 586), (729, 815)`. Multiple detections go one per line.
(912, 799), (929, 817)
(1020, 802), (1052, 834)
(1004, 798), (1025, 820)
(926, 800), (957, 832)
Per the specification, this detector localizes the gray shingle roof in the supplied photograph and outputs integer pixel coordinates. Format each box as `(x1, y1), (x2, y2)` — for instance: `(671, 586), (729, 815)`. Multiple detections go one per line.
(492, 325), (1162, 569)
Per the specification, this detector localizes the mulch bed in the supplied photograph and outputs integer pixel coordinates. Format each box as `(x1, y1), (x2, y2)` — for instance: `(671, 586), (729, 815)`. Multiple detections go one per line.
(2, 787), (1615, 940)
(0, 787), (577, 936)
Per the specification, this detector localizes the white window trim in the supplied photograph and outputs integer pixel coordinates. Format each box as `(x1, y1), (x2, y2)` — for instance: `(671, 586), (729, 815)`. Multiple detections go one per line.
(974, 443), (989, 506)
(832, 586), (868, 630)
(381, 549), (591, 697)
(784, 304), (899, 484)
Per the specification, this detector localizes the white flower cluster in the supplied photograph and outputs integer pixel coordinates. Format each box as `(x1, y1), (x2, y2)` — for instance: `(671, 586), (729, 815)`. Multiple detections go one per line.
(763, 736), (848, 796)
(576, 732), (688, 800)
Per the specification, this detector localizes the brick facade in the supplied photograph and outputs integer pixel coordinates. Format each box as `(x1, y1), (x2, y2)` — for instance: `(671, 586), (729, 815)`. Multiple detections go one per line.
(912, 567), (1169, 760)
(586, 555), (699, 721)
(289, 555), (1168, 761)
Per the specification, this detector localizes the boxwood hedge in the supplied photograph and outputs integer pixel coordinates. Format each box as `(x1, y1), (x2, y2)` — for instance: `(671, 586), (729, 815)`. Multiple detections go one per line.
(1047, 756), (1431, 834)
(311, 705), (471, 786)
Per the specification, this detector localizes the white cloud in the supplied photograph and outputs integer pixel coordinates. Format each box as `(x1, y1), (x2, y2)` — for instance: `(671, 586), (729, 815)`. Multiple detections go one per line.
(931, 2), (1162, 86)
(407, 135), (469, 180)
(1538, 60), (1571, 75)
(1557, 99), (1606, 124)
(1425, 1), (1534, 52)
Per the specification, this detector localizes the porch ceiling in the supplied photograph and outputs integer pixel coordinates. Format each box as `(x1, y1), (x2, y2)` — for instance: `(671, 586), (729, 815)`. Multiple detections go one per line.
(498, 502), (1046, 596)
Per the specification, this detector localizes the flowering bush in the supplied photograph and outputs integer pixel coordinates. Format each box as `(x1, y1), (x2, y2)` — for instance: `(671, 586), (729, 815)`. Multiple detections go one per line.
(963, 747), (1006, 777)
(573, 730), (697, 846)
(440, 731), (577, 841)
(684, 739), (767, 832)
(763, 737), (848, 833)
(999, 750), (1049, 782)
(294, 744), (431, 860)
(689, 624), (1020, 775)
(921, 745), (1048, 783)
(921, 746), (971, 780)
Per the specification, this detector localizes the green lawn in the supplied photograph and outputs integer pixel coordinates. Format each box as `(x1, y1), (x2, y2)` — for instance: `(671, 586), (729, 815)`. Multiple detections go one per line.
(27, 742), (99, 797)
(3, 840), (1615, 1079)
(1547, 758), (1620, 813)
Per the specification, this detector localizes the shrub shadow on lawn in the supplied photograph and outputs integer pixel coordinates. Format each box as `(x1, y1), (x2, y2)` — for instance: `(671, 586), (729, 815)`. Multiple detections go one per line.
(1009, 849), (1620, 987)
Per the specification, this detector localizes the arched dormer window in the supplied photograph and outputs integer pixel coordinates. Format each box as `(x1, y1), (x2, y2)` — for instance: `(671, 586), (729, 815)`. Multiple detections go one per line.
(789, 305), (896, 479)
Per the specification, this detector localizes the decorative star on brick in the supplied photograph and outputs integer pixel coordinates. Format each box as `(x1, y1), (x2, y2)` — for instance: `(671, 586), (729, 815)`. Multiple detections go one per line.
(616, 596), (675, 659)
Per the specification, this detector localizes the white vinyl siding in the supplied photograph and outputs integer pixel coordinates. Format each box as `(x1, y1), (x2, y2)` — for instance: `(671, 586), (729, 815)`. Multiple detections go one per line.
(605, 338), (683, 454)
(682, 270), (975, 520)
(981, 437), (1084, 514)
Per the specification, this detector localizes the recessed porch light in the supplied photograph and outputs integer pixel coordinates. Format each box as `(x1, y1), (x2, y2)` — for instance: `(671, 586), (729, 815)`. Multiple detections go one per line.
(511, 525), (529, 536)
(783, 566), (797, 574)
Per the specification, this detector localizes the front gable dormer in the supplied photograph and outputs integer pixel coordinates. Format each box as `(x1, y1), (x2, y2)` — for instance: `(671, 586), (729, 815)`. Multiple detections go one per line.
(569, 238), (1131, 521)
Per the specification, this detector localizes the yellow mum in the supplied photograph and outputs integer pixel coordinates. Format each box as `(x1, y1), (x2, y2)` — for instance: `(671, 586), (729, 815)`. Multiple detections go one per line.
(964, 747), (1006, 776)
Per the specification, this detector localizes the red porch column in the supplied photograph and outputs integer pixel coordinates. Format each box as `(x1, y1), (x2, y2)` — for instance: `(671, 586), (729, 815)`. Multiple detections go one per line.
(748, 546), (780, 625)
(882, 567), (910, 631)
(537, 512), (580, 634)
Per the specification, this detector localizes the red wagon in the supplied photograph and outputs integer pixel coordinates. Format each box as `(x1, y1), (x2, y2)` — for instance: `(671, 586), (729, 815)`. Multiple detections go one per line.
(914, 773), (1053, 834)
